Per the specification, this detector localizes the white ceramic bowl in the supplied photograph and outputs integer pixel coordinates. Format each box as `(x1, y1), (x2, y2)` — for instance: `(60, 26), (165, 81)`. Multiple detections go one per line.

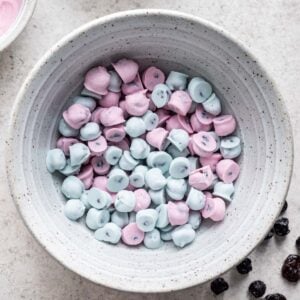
(0, 0), (36, 51)
(6, 10), (293, 293)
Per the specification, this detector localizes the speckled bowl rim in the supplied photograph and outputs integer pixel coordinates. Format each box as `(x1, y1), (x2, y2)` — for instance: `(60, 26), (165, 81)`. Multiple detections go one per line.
(0, 0), (37, 52)
(6, 9), (294, 293)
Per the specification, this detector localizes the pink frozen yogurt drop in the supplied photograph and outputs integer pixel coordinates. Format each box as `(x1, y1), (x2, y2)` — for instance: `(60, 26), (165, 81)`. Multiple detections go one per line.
(121, 73), (144, 95)
(201, 197), (226, 222)
(195, 105), (214, 125)
(148, 99), (157, 112)
(91, 107), (105, 123)
(63, 103), (91, 129)
(216, 159), (240, 183)
(146, 127), (169, 150)
(103, 125), (126, 143)
(190, 113), (212, 132)
(188, 138), (196, 156)
(156, 108), (172, 126)
(126, 184), (136, 192)
(56, 137), (79, 156)
(112, 58), (139, 84)
(77, 164), (94, 189)
(177, 115), (193, 134)
(167, 201), (189, 226)
(84, 66), (111, 96)
(108, 137), (130, 151)
(213, 115), (236, 137)
(165, 115), (181, 131)
(142, 66), (165, 91)
(134, 189), (151, 212)
(99, 106), (125, 127)
(91, 155), (110, 175)
(88, 135), (107, 156)
(125, 90), (150, 116)
(200, 153), (223, 172)
(99, 92), (121, 108)
(93, 176), (109, 192)
(121, 223), (145, 246)
(168, 91), (192, 116)
(192, 131), (216, 157)
(119, 100), (129, 119)
(188, 165), (214, 191)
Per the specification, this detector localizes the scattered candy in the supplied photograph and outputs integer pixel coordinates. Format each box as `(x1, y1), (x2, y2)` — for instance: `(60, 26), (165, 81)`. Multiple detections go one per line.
(280, 200), (288, 214)
(46, 59), (242, 249)
(296, 236), (300, 251)
(281, 254), (300, 282)
(264, 229), (274, 240)
(210, 278), (229, 295)
(236, 258), (253, 274)
(273, 217), (290, 236)
(248, 280), (266, 298)
(265, 294), (286, 300)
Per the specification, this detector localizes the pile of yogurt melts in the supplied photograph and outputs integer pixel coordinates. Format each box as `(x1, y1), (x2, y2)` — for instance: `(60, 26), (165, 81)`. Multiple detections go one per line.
(46, 58), (241, 249)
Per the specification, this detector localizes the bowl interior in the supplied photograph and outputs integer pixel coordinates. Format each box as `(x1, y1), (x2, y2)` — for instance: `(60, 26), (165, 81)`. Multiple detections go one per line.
(7, 10), (292, 292)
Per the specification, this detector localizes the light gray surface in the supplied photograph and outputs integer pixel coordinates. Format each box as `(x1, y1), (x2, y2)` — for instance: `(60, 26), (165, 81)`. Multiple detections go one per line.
(0, 0), (299, 299)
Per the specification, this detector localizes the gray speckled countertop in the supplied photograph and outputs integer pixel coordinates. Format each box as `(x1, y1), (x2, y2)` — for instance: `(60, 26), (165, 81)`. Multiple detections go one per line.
(0, 0), (299, 299)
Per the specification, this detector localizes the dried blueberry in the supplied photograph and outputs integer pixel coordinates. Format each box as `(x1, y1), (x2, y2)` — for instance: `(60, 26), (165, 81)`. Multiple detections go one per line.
(280, 200), (288, 214)
(296, 236), (300, 251)
(248, 280), (266, 298)
(265, 294), (286, 300)
(264, 229), (274, 240)
(273, 217), (290, 236)
(210, 277), (229, 295)
(281, 254), (300, 282)
(236, 258), (252, 274)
